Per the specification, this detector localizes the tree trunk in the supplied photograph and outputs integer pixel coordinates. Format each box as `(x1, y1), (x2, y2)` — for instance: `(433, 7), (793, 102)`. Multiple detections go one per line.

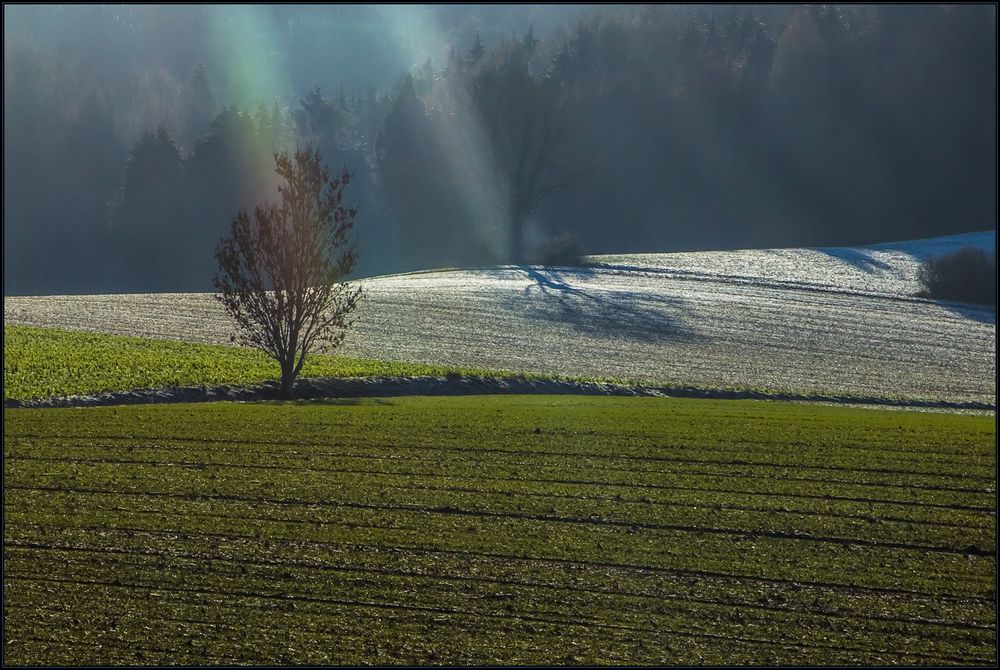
(509, 208), (524, 263)
(279, 359), (296, 399)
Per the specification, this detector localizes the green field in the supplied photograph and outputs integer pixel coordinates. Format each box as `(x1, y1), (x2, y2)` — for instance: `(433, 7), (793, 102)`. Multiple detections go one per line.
(4, 396), (995, 665)
(3, 325), (500, 401)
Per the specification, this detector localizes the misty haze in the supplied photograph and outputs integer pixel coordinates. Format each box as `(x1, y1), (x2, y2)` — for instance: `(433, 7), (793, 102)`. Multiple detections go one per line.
(4, 4), (996, 292)
(3, 4), (996, 667)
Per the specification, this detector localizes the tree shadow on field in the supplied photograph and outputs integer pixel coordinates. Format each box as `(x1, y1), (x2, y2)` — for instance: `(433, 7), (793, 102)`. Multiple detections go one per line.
(816, 247), (894, 274)
(922, 300), (996, 325)
(820, 247), (997, 324)
(509, 265), (694, 344)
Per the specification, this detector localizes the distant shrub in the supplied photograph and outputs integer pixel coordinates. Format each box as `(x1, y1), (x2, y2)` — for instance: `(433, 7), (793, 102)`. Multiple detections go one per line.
(917, 246), (996, 306)
(535, 230), (584, 266)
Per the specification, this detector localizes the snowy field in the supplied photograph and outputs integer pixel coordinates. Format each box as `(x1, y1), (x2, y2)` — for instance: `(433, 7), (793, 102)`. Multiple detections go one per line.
(5, 231), (995, 405)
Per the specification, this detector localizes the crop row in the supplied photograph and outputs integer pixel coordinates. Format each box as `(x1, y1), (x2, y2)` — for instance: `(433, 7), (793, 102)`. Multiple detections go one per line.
(5, 533), (993, 666)
(4, 397), (995, 665)
(5, 464), (993, 556)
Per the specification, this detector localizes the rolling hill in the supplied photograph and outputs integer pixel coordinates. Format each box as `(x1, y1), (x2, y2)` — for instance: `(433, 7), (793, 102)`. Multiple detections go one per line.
(4, 231), (995, 405)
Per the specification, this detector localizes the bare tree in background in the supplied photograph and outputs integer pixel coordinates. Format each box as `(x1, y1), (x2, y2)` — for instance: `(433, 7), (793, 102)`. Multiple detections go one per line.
(466, 35), (579, 263)
(214, 147), (361, 398)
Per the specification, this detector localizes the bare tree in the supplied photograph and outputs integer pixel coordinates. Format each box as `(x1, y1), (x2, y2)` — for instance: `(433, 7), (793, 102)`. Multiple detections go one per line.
(214, 147), (361, 398)
(465, 36), (579, 262)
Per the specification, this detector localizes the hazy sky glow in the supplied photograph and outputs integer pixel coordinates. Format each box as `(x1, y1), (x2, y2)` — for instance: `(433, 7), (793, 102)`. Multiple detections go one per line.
(207, 6), (288, 108)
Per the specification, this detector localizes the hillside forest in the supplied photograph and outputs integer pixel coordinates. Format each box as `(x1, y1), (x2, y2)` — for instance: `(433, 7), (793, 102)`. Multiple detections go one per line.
(4, 4), (996, 294)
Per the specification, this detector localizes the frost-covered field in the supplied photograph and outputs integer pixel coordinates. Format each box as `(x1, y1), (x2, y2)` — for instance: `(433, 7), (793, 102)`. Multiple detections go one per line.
(592, 230), (996, 297)
(5, 232), (995, 405)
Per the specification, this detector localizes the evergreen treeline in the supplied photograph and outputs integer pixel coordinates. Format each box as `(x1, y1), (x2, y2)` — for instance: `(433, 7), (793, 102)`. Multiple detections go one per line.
(4, 5), (996, 294)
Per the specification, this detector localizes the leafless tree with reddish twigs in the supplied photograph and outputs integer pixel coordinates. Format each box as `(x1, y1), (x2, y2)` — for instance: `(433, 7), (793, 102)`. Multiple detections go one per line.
(214, 147), (362, 398)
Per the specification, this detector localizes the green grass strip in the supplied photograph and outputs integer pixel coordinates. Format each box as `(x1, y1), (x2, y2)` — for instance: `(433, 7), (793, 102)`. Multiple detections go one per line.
(2, 325), (506, 401)
(4, 325), (993, 409)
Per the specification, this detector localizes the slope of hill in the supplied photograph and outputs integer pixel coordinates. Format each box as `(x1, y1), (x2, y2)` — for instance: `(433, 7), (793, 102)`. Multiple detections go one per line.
(4, 232), (995, 405)
(591, 231), (996, 297)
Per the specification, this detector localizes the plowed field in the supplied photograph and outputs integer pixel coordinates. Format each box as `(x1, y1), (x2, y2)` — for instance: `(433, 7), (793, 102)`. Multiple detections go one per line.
(4, 397), (995, 665)
(5, 232), (995, 405)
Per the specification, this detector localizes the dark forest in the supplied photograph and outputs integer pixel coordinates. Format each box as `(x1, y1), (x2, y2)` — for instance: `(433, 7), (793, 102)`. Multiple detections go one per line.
(4, 4), (996, 294)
